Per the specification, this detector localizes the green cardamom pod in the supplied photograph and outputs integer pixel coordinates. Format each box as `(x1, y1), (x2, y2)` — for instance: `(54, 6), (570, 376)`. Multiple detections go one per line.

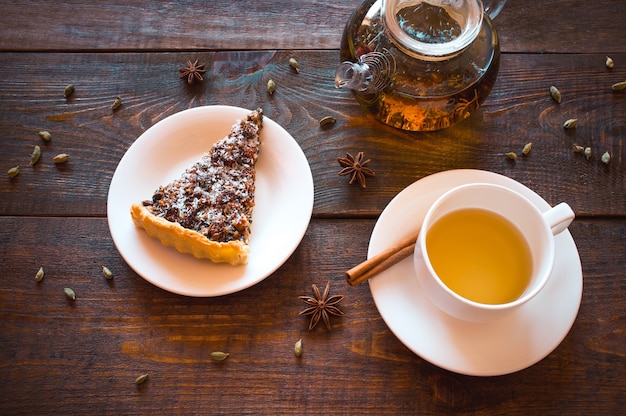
(8, 166), (19, 178)
(601, 151), (610, 164)
(30, 145), (41, 166)
(505, 152), (517, 161)
(606, 56), (614, 69)
(584, 147), (592, 160)
(522, 142), (532, 155)
(549, 85), (561, 103)
(64, 84), (75, 98)
(111, 96), (122, 110)
(267, 79), (276, 95)
(573, 145), (584, 153)
(53, 153), (69, 164)
(611, 81), (626, 91)
(294, 339), (303, 357)
(135, 374), (148, 385)
(563, 118), (578, 129)
(35, 267), (45, 282)
(38, 131), (52, 142)
(289, 57), (300, 73)
(210, 351), (229, 362)
(64, 287), (76, 300)
(319, 116), (337, 127)
(102, 266), (113, 280)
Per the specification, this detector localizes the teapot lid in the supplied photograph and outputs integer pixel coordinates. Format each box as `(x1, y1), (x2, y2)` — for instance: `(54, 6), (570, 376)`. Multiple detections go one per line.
(383, 0), (484, 60)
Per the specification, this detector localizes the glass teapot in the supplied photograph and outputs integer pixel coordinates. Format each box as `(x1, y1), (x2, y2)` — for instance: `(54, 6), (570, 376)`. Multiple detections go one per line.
(335, 0), (506, 131)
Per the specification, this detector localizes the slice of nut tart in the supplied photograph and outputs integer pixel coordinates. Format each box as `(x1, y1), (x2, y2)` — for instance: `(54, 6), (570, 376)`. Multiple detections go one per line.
(130, 108), (263, 265)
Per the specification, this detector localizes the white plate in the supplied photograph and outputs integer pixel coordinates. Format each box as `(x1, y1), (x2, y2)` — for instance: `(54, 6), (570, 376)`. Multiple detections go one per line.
(107, 106), (313, 297)
(368, 169), (582, 376)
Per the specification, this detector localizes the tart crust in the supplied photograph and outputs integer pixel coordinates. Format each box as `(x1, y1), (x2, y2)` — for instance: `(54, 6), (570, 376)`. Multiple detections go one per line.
(130, 203), (249, 265)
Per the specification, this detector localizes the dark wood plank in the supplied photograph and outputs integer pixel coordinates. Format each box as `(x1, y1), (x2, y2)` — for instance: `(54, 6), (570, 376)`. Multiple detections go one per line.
(0, 217), (624, 414)
(1, 0), (625, 54)
(1, 51), (625, 217)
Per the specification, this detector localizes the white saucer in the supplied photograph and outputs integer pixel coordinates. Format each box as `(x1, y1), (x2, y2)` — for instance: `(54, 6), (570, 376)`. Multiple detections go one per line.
(107, 106), (314, 297)
(368, 169), (582, 376)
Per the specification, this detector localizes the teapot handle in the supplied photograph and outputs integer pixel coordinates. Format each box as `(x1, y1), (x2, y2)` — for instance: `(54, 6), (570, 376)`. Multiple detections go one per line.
(482, 0), (506, 19)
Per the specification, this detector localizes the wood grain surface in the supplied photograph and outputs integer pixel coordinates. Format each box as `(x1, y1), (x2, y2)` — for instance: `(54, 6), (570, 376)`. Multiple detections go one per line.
(1, 0), (625, 415)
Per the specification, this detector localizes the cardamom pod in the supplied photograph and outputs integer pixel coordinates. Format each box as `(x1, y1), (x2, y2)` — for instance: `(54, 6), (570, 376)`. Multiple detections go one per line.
(601, 151), (610, 164)
(319, 116), (337, 127)
(606, 56), (614, 69)
(611, 81), (626, 91)
(102, 266), (113, 280)
(563, 118), (578, 129)
(38, 131), (52, 142)
(267, 79), (276, 95)
(30, 145), (41, 166)
(573, 145), (584, 153)
(8, 166), (20, 178)
(53, 153), (69, 164)
(289, 57), (300, 73)
(549, 85), (561, 103)
(505, 152), (517, 161)
(64, 287), (76, 300)
(522, 142), (532, 155)
(35, 266), (45, 282)
(584, 147), (592, 160)
(135, 374), (148, 385)
(210, 351), (229, 362)
(294, 339), (303, 357)
(111, 96), (122, 111)
(64, 84), (75, 98)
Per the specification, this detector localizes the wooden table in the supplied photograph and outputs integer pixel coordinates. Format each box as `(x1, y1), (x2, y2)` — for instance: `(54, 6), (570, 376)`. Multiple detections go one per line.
(1, 1), (625, 414)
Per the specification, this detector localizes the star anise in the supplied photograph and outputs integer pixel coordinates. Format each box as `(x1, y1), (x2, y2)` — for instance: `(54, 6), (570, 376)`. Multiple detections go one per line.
(299, 282), (344, 331)
(179, 59), (207, 84)
(338, 151), (375, 188)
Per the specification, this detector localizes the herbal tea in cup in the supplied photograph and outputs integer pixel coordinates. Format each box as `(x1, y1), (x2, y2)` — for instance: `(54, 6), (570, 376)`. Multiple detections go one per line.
(414, 183), (575, 322)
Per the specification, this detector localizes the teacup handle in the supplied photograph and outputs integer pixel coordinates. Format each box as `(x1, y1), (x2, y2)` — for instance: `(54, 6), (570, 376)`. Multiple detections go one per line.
(542, 202), (575, 236)
(483, 0), (506, 19)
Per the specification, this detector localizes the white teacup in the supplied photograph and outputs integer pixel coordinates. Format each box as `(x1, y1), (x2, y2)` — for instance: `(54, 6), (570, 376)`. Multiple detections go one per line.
(414, 183), (575, 322)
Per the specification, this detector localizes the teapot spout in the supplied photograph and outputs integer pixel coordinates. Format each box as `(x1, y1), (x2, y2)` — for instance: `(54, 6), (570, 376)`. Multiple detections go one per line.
(335, 61), (374, 92)
(335, 51), (396, 94)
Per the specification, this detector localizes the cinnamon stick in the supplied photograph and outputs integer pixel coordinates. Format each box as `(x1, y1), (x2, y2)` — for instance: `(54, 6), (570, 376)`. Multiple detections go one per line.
(345, 228), (420, 286)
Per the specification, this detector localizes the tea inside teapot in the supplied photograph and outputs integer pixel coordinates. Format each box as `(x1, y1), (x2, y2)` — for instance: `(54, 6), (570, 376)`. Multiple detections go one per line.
(396, 2), (463, 44)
